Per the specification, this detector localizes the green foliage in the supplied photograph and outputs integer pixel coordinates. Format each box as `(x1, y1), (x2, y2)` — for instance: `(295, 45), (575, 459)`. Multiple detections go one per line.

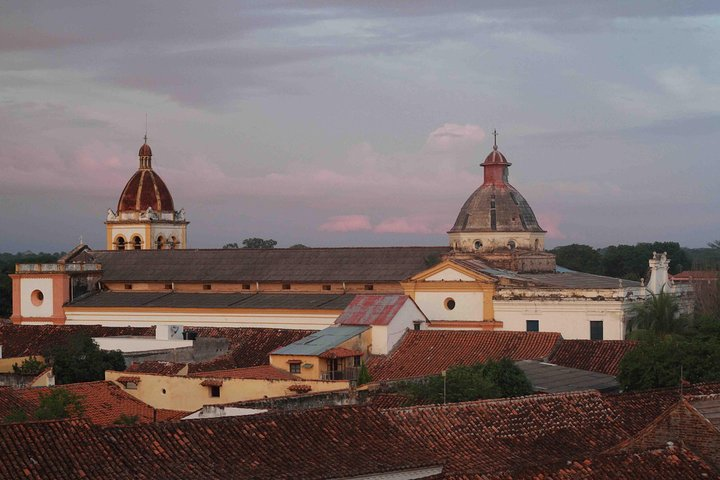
(626, 291), (688, 338)
(222, 243), (239, 249)
(551, 241), (690, 280)
(47, 334), (126, 385)
(289, 244), (309, 249)
(357, 361), (372, 386)
(398, 359), (532, 404)
(12, 356), (47, 376)
(4, 408), (28, 423)
(114, 413), (139, 425)
(618, 336), (720, 391)
(34, 388), (84, 421)
(0, 251), (63, 318)
(551, 244), (603, 274)
(242, 238), (277, 249)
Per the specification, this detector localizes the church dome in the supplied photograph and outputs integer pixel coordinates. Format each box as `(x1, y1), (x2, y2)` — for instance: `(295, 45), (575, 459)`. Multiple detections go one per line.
(449, 140), (543, 234)
(117, 141), (175, 213)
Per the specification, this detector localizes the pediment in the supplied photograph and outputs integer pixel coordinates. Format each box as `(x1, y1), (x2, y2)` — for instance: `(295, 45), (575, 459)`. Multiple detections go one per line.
(409, 260), (494, 283)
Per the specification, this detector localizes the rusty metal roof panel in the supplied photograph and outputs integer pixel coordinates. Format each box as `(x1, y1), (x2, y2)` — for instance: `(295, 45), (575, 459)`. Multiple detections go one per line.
(334, 294), (415, 326)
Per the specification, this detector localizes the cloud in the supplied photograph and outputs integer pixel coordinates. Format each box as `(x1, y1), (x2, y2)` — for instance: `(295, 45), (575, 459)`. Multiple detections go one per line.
(374, 215), (450, 234)
(425, 123), (485, 151)
(319, 215), (372, 232)
(536, 211), (566, 240)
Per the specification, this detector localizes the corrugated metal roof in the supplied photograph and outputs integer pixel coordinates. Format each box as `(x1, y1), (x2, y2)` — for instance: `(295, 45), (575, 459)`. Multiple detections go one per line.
(272, 326), (368, 356)
(518, 272), (641, 289)
(67, 291), (355, 310)
(84, 246), (451, 283)
(334, 295), (417, 326)
(515, 360), (619, 393)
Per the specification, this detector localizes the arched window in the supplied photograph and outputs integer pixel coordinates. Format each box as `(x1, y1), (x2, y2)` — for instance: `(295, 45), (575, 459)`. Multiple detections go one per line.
(157, 236), (164, 250)
(116, 236), (126, 251)
(507, 240), (516, 250)
(473, 240), (483, 250)
(534, 239), (540, 251)
(132, 236), (142, 250)
(169, 236), (178, 250)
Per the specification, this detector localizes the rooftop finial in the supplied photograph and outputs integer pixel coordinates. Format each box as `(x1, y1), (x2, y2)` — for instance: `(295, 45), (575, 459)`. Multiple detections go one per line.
(144, 113), (148, 144)
(492, 129), (498, 151)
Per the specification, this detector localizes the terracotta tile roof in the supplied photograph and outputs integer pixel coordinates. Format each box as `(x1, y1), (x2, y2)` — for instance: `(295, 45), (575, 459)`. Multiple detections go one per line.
(381, 391), (628, 476)
(368, 330), (561, 381)
(186, 327), (313, 373)
(0, 406), (442, 479)
(547, 339), (638, 376)
(0, 324), (154, 357)
(672, 270), (719, 281)
(87, 246), (451, 283)
(334, 294), (421, 326)
(126, 361), (187, 375)
(200, 378), (223, 387)
(0, 381), (185, 426)
(603, 383), (720, 436)
(319, 347), (362, 359)
(115, 376), (141, 384)
(191, 365), (298, 381)
(482, 446), (720, 480)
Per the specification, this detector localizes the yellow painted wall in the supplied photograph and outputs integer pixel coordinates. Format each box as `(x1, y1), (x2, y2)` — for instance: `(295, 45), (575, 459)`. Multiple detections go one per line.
(105, 370), (349, 411)
(0, 356), (46, 374)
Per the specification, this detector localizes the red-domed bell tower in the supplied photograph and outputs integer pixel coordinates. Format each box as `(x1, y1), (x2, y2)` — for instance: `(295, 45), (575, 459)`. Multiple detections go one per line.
(105, 137), (189, 250)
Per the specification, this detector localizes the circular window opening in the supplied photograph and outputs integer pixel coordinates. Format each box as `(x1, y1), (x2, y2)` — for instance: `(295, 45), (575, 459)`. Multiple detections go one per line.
(444, 298), (456, 311)
(31, 290), (44, 306)
(162, 389), (167, 395)
(507, 240), (516, 250)
(473, 240), (483, 250)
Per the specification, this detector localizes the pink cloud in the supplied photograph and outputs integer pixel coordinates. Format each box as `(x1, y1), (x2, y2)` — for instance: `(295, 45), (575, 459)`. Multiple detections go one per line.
(319, 215), (372, 232)
(425, 123), (485, 151)
(374, 215), (451, 234)
(536, 211), (566, 240)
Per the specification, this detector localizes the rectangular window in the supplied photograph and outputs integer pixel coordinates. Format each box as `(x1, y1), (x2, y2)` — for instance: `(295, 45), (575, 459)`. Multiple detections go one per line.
(353, 356), (361, 367)
(164, 284), (172, 290)
(590, 321), (604, 341)
(282, 284), (291, 290)
(210, 386), (221, 397)
(289, 363), (301, 374)
(364, 284), (374, 291)
(242, 284), (251, 290)
(413, 321), (422, 331)
(526, 320), (539, 332)
(322, 285), (331, 291)
(203, 284), (211, 290)
(124, 284), (133, 290)
(125, 382), (138, 390)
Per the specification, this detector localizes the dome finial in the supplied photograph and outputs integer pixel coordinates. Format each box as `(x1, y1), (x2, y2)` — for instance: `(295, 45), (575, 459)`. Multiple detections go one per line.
(144, 113), (148, 144)
(492, 129), (498, 151)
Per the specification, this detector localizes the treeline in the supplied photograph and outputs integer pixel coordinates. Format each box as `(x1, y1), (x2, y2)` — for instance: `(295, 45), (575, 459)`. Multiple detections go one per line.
(0, 252), (64, 318)
(550, 242), (719, 281)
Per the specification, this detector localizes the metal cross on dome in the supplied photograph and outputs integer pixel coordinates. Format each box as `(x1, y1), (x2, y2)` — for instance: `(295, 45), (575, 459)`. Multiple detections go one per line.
(492, 129), (498, 150)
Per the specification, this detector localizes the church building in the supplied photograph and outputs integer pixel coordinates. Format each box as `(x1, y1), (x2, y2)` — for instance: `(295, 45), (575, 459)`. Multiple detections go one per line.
(9, 135), (688, 340)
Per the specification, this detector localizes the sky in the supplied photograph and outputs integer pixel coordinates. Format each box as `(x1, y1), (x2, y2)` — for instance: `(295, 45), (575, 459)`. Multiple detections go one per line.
(1, 1), (719, 252)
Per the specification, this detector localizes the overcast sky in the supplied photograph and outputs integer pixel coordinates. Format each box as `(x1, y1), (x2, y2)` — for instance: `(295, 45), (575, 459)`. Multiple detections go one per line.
(1, 1), (719, 252)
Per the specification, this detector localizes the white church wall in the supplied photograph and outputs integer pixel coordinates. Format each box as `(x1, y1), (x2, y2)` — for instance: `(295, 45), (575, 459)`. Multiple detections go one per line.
(494, 300), (627, 340)
(64, 309), (339, 330)
(414, 291), (484, 322)
(20, 278), (54, 318)
(370, 300), (427, 355)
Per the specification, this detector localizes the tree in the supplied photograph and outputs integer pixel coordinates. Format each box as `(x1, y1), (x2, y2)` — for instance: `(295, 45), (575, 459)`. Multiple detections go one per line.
(4, 409), (28, 423)
(626, 291), (688, 338)
(551, 244), (602, 274)
(114, 414), (139, 425)
(12, 356), (47, 376)
(222, 243), (239, 249)
(399, 359), (532, 403)
(242, 238), (277, 249)
(618, 336), (720, 391)
(289, 244), (309, 249)
(46, 334), (126, 384)
(34, 388), (85, 420)
(357, 361), (372, 386)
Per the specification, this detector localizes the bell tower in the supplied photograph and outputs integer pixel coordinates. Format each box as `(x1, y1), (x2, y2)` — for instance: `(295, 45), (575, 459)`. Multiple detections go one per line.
(105, 138), (188, 250)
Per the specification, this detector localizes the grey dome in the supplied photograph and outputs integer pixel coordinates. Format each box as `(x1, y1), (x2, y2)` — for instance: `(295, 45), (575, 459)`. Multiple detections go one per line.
(450, 183), (544, 233)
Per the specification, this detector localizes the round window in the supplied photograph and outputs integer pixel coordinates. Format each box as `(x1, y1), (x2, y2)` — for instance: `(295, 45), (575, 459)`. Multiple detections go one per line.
(507, 240), (516, 250)
(444, 298), (456, 311)
(31, 290), (44, 306)
(473, 240), (483, 250)
(162, 389), (167, 395)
